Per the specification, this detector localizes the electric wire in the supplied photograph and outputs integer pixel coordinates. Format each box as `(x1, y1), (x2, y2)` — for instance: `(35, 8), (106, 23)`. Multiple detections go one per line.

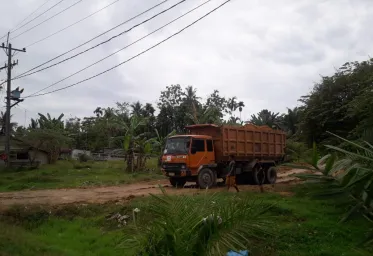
(9, 0), (55, 33)
(10, 0), (84, 41)
(14, 0), (187, 80)
(0, 0), (67, 41)
(24, 0), (232, 98)
(25, 0), (212, 97)
(12, 0), (170, 80)
(25, 0), (123, 48)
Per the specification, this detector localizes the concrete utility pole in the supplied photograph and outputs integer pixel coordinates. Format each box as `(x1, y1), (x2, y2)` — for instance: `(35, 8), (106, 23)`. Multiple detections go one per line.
(0, 35), (26, 166)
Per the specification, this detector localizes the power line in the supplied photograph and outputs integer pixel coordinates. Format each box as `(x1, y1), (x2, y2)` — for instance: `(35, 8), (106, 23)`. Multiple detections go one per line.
(25, 0), (212, 97)
(9, 0), (55, 33)
(0, 0), (67, 41)
(24, 0), (232, 99)
(14, 0), (187, 80)
(11, 0), (84, 41)
(12, 0), (170, 80)
(25, 0), (123, 48)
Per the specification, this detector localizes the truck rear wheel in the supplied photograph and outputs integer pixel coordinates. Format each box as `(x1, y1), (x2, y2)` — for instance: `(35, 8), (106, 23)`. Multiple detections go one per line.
(253, 165), (265, 185)
(265, 167), (277, 184)
(197, 168), (217, 189)
(170, 177), (186, 188)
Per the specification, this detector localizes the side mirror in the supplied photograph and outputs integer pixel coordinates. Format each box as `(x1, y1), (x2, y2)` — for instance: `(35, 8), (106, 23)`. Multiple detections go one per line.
(191, 147), (197, 154)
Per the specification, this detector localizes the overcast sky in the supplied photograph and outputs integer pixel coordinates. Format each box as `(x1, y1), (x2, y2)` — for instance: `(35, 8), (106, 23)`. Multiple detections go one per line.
(0, 0), (372, 126)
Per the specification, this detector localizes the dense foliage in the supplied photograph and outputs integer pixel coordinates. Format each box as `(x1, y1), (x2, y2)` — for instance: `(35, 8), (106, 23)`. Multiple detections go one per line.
(5, 58), (373, 166)
(127, 188), (273, 256)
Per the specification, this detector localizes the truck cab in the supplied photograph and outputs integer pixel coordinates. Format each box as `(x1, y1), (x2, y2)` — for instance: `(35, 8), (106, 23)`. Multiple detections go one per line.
(161, 135), (217, 188)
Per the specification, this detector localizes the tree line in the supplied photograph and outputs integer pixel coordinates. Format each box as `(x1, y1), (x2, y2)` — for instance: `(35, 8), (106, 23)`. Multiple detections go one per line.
(4, 58), (373, 167)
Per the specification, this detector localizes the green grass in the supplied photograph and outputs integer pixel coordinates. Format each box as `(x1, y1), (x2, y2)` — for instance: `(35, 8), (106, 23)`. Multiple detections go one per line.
(1, 185), (372, 256)
(0, 158), (164, 192)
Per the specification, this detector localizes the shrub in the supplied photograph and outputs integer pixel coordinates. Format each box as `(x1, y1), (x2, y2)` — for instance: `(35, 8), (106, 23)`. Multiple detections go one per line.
(287, 133), (373, 245)
(125, 187), (274, 255)
(78, 153), (91, 163)
(285, 140), (309, 162)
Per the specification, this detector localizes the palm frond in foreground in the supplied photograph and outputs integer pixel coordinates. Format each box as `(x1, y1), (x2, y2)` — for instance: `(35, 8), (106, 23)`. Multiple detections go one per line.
(125, 188), (274, 256)
(289, 133), (373, 245)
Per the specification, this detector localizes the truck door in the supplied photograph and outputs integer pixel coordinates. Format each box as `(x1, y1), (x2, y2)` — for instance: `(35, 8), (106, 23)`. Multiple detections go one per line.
(206, 139), (215, 163)
(189, 138), (206, 174)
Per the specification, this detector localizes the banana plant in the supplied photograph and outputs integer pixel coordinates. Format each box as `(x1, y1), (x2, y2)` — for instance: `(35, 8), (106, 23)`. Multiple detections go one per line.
(122, 115), (148, 172)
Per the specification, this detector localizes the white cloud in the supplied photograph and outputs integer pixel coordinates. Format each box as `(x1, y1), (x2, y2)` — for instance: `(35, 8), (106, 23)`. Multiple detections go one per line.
(0, 0), (372, 126)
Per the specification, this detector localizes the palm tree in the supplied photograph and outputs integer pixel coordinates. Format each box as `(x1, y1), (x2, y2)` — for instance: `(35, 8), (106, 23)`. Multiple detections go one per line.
(183, 86), (201, 123)
(143, 103), (155, 117)
(249, 109), (283, 129)
(0, 111), (17, 134)
(227, 97), (238, 118)
(238, 101), (245, 120)
(283, 107), (301, 136)
(183, 86), (200, 105)
(128, 190), (273, 255)
(131, 101), (143, 117)
(103, 107), (115, 119)
(187, 106), (222, 125)
(94, 107), (103, 117)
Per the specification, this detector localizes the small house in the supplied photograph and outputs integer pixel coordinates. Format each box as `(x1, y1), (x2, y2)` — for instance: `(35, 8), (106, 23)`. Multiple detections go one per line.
(0, 135), (49, 167)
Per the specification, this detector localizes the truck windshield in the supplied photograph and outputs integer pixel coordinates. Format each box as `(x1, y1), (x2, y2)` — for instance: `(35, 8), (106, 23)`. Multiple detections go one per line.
(164, 137), (190, 154)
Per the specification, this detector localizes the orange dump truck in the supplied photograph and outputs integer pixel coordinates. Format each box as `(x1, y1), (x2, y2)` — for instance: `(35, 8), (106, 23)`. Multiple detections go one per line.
(161, 124), (286, 189)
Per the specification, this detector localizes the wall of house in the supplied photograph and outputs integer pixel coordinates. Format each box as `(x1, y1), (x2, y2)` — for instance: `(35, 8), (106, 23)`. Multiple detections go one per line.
(71, 149), (91, 160)
(28, 149), (49, 165)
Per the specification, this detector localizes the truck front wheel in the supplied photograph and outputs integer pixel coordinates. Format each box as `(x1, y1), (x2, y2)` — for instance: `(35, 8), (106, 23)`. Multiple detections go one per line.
(170, 177), (186, 188)
(197, 168), (217, 189)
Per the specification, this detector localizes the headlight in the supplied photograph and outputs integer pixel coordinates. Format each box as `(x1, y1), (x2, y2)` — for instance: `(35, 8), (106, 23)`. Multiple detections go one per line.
(162, 165), (166, 169)
(181, 165), (186, 169)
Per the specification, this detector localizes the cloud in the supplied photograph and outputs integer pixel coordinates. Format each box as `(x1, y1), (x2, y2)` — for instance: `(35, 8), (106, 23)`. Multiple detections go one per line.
(0, 0), (373, 126)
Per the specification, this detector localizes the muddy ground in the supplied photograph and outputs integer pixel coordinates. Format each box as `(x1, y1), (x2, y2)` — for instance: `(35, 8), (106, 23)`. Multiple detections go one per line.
(0, 167), (309, 210)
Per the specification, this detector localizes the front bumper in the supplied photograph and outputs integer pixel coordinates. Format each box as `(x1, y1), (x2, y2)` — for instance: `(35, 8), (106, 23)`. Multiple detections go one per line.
(161, 163), (192, 177)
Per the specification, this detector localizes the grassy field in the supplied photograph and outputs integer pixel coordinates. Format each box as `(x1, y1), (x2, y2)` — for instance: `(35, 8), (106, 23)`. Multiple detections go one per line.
(1, 185), (372, 256)
(0, 158), (164, 192)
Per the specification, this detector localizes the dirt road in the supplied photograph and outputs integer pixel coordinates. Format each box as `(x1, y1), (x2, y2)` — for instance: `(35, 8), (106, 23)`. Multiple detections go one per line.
(0, 168), (308, 210)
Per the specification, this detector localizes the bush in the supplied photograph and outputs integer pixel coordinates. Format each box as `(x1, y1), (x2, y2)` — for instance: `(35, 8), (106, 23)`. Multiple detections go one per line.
(290, 134), (373, 246)
(285, 140), (309, 162)
(78, 153), (91, 163)
(125, 188), (274, 255)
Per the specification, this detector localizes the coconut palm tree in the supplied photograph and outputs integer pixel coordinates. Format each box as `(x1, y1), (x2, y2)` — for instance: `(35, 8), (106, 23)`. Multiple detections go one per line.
(0, 111), (17, 134)
(131, 101), (143, 117)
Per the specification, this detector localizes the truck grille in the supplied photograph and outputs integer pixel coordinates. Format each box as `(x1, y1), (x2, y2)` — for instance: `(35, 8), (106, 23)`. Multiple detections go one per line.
(162, 163), (184, 172)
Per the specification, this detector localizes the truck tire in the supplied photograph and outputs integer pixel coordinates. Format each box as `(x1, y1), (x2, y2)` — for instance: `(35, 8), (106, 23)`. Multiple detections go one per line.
(197, 168), (217, 189)
(170, 178), (186, 188)
(265, 167), (277, 184)
(253, 165), (265, 185)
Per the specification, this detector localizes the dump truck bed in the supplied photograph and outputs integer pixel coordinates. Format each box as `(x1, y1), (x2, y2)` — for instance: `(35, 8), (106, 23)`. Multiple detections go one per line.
(185, 124), (286, 162)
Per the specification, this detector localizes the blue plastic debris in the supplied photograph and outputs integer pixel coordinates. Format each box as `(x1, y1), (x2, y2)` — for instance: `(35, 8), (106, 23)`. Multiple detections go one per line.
(226, 250), (249, 256)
